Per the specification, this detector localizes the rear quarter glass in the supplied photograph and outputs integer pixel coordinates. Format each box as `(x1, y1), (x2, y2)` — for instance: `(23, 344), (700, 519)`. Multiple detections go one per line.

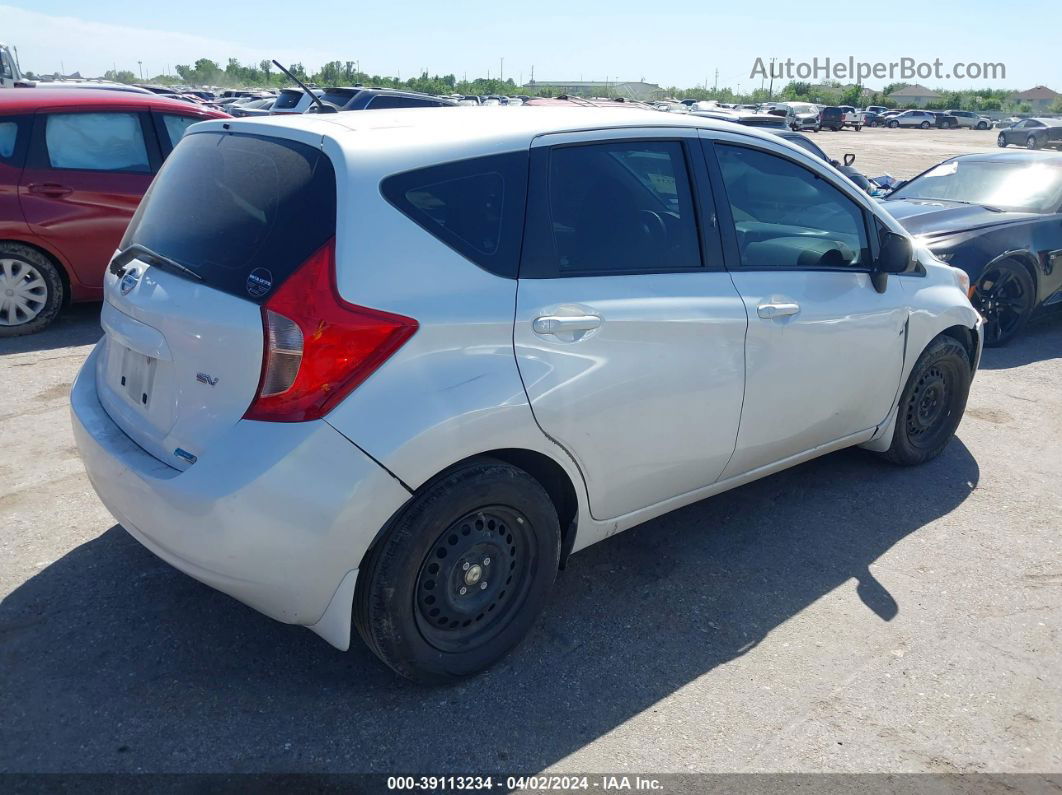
(120, 131), (336, 303)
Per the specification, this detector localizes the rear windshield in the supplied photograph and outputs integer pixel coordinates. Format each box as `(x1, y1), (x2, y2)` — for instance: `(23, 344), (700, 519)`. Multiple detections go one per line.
(321, 88), (360, 107)
(121, 131), (336, 303)
(272, 89), (303, 110)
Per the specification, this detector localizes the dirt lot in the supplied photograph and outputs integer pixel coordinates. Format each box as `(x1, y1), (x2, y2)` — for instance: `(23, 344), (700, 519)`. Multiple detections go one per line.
(814, 126), (1001, 180)
(2, 130), (1061, 776)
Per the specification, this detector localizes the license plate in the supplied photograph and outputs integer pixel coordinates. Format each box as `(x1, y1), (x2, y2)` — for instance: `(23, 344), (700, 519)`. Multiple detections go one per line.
(117, 345), (158, 409)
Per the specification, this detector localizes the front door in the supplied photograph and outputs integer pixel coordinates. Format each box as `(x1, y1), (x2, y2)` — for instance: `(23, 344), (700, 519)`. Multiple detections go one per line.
(704, 137), (908, 478)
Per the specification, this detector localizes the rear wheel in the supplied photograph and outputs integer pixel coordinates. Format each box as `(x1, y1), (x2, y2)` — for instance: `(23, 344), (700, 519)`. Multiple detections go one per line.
(1026, 135), (1041, 150)
(354, 458), (561, 683)
(883, 336), (971, 466)
(0, 243), (64, 338)
(977, 121), (988, 130)
(920, 121), (931, 129)
(973, 260), (1035, 346)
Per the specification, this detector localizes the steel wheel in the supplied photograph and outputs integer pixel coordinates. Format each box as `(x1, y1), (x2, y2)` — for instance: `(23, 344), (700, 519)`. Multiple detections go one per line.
(0, 258), (48, 327)
(414, 506), (536, 653)
(973, 262), (1034, 346)
(904, 365), (952, 451)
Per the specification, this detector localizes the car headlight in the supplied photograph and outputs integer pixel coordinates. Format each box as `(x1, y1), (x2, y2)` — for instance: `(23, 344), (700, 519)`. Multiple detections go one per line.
(932, 250), (954, 262)
(951, 266), (971, 296)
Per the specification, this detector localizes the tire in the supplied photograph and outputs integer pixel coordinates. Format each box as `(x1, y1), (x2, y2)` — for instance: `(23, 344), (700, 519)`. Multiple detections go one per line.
(920, 121), (931, 129)
(882, 336), (971, 466)
(888, 120), (899, 128)
(997, 133), (1008, 147)
(0, 243), (65, 337)
(977, 121), (988, 130)
(1026, 135), (1041, 150)
(354, 458), (561, 683)
(972, 259), (1035, 347)
(854, 124), (862, 132)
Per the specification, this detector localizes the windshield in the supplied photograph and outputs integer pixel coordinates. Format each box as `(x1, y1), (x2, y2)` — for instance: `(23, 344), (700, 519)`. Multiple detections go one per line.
(892, 159), (1062, 213)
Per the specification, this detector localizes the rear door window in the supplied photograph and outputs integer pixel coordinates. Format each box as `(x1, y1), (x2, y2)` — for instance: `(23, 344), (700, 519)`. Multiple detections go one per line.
(121, 131), (336, 302)
(381, 151), (527, 278)
(158, 113), (201, 151)
(521, 140), (703, 276)
(44, 112), (150, 172)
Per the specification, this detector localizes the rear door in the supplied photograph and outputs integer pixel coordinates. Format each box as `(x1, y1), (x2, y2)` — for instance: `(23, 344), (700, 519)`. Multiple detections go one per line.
(94, 128), (336, 469)
(702, 134), (908, 478)
(513, 129), (747, 521)
(18, 108), (161, 297)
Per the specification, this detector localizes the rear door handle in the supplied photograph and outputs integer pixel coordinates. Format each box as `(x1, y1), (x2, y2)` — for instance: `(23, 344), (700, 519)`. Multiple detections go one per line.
(757, 302), (801, 319)
(532, 315), (602, 335)
(27, 183), (73, 198)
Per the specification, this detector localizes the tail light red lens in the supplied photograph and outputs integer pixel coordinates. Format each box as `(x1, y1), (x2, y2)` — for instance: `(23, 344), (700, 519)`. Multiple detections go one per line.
(244, 239), (418, 422)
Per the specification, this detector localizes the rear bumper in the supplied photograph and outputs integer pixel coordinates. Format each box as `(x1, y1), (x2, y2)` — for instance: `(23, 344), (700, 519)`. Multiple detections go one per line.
(70, 344), (411, 649)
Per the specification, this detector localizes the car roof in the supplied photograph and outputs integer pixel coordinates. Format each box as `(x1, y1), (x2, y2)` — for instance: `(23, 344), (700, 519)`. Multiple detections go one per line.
(191, 106), (797, 169)
(1031, 118), (1062, 126)
(0, 88), (228, 116)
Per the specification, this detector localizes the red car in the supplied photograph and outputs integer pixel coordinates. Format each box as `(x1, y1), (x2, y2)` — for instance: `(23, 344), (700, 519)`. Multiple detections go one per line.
(0, 89), (228, 335)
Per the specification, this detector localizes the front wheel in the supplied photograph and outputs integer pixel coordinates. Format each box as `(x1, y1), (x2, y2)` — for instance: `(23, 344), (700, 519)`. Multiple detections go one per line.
(882, 336), (971, 466)
(997, 133), (1008, 147)
(354, 458), (561, 683)
(973, 260), (1035, 346)
(888, 120), (899, 128)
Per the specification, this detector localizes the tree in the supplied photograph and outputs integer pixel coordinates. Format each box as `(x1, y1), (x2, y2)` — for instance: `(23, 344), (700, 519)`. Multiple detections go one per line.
(260, 60), (272, 81)
(103, 69), (137, 84)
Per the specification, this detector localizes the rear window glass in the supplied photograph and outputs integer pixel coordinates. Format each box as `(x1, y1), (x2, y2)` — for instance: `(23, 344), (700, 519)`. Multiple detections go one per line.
(381, 151), (527, 278)
(273, 90), (303, 110)
(368, 95), (441, 109)
(45, 112), (149, 172)
(121, 131), (336, 302)
(321, 89), (359, 107)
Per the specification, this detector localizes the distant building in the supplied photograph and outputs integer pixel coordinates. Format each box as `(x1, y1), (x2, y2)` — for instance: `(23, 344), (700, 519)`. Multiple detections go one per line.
(524, 79), (665, 101)
(887, 84), (941, 107)
(1008, 86), (1061, 112)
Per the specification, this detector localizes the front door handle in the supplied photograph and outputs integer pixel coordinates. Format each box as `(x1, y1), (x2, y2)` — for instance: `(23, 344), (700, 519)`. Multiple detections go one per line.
(757, 302), (801, 319)
(532, 315), (602, 335)
(27, 182), (73, 198)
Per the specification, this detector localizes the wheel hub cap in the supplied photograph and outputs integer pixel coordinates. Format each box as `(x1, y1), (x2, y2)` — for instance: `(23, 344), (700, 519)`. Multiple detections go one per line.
(0, 259), (48, 327)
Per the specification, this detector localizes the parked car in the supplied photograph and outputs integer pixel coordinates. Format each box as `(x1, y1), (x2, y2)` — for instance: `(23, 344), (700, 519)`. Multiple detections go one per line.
(930, 112), (959, 129)
(31, 81), (154, 95)
(70, 107), (981, 682)
(884, 151), (1062, 345)
(269, 87), (324, 115)
(314, 87), (456, 111)
(946, 110), (992, 130)
(864, 105), (888, 115)
(888, 110), (936, 129)
(996, 118), (1062, 150)
(770, 130), (875, 192)
(228, 97), (275, 117)
(0, 89), (227, 335)
(819, 105), (862, 131)
(782, 102), (820, 131)
(861, 111), (886, 127)
(689, 108), (788, 128)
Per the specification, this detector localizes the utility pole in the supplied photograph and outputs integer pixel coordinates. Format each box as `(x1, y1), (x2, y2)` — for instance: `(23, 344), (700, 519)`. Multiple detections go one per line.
(530, 64), (534, 85)
(714, 68), (718, 92)
(138, 60), (143, 80)
(768, 56), (776, 100)
(500, 57), (504, 82)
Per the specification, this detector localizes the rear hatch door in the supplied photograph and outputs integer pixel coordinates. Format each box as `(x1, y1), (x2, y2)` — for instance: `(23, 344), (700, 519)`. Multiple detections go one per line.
(95, 126), (336, 469)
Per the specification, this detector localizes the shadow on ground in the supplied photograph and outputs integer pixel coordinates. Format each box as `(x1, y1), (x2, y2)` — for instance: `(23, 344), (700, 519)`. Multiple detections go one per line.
(978, 307), (1062, 371)
(0, 441), (978, 773)
(0, 304), (103, 356)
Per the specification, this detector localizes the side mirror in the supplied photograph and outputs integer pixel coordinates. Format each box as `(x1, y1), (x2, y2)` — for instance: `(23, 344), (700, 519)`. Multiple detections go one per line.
(843, 153), (856, 167)
(872, 231), (913, 292)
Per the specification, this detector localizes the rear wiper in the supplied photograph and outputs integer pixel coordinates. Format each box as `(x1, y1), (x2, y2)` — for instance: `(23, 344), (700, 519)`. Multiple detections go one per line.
(109, 244), (203, 281)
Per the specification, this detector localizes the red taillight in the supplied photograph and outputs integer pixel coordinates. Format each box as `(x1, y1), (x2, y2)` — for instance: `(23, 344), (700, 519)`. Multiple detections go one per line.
(244, 239), (418, 422)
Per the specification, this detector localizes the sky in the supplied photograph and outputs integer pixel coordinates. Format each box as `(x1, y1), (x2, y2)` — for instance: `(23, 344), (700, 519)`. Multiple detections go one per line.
(3, 1), (1058, 92)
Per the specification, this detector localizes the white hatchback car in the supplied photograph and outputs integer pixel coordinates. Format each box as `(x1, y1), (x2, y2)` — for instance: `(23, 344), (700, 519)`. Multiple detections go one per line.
(71, 108), (982, 682)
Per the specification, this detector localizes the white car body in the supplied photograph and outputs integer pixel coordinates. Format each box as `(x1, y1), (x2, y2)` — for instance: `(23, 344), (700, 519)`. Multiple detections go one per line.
(71, 108), (982, 659)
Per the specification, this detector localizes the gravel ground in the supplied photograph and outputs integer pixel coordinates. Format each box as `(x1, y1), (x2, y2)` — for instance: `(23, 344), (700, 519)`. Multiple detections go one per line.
(1, 131), (1060, 775)
(813, 126), (1002, 180)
